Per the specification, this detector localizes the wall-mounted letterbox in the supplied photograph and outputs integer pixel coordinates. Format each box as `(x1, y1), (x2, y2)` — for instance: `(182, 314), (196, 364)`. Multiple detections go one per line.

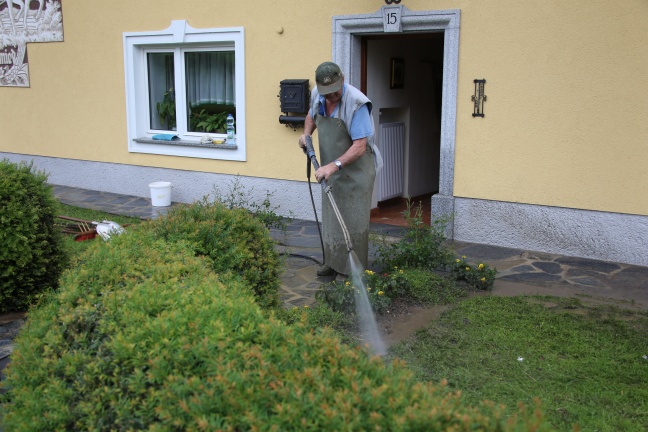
(279, 79), (310, 129)
(279, 79), (309, 113)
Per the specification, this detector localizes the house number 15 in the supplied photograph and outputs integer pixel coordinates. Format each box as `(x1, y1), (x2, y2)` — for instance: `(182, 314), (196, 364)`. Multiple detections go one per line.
(383, 6), (402, 33)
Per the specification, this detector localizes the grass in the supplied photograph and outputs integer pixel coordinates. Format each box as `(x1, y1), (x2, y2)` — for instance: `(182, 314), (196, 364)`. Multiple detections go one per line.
(56, 203), (143, 257)
(389, 295), (648, 431)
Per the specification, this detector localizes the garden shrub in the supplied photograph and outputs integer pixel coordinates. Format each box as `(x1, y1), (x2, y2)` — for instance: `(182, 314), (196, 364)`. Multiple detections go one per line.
(1, 228), (550, 431)
(0, 159), (68, 313)
(373, 200), (497, 291)
(318, 268), (468, 317)
(140, 198), (281, 309)
(367, 267), (467, 305)
(211, 175), (291, 232)
(452, 255), (497, 290)
(375, 201), (454, 272)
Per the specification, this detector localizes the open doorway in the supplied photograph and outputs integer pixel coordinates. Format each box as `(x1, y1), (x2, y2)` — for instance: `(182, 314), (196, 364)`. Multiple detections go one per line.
(363, 33), (445, 227)
(332, 7), (460, 233)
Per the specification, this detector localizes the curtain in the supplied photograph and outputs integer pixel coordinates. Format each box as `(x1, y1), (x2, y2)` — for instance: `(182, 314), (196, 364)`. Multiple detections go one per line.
(147, 52), (175, 130)
(185, 51), (235, 108)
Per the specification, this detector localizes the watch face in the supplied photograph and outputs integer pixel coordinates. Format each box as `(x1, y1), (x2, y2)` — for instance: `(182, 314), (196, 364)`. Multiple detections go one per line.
(335, 160), (342, 169)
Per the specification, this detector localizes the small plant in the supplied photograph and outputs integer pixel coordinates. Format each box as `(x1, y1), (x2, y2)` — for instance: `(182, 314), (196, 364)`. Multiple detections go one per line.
(190, 109), (229, 133)
(156, 87), (176, 130)
(315, 280), (357, 315)
(316, 273), (394, 315)
(451, 255), (497, 290)
(365, 267), (466, 306)
(211, 176), (292, 232)
(375, 200), (454, 271)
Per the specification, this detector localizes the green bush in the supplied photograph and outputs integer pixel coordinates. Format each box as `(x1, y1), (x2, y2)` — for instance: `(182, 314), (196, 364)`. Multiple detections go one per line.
(1, 228), (550, 431)
(0, 159), (68, 313)
(318, 268), (467, 316)
(375, 201), (454, 271)
(452, 255), (497, 290)
(211, 175), (291, 232)
(140, 198), (281, 309)
(366, 267), (467, 306)
(274, 304), (358, 346)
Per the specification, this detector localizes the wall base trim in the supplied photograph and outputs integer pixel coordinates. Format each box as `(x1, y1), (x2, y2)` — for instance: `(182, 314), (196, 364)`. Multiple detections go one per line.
(0, 153), (321, 221)
(453, 197), (648, 267)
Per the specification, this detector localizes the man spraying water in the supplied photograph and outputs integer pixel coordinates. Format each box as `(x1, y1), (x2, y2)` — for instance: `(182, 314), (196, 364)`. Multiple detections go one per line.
(298, 61), (382, 277)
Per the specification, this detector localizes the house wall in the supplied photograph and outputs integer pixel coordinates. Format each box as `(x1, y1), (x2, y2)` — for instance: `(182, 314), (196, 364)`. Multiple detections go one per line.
(453, 0), (648, 217)
(2, 0), (647, 264)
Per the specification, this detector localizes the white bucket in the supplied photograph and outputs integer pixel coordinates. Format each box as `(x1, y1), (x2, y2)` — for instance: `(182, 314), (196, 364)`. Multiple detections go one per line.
(149, 181), (172, 207)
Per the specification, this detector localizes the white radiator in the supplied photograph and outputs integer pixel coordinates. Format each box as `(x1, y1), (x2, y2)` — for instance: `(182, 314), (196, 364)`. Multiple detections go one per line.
(377, 122), (405, 201)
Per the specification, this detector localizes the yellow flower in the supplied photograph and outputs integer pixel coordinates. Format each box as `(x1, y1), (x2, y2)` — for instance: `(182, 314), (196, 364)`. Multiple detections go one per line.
(345, 281), (350, 286)
(465, 267), (470, 271)
(478, 263), (484, 270)
(365, 270), (374, 275)
(304, 305), (309, 308)
(399, 270), (404, 274)
(462, 255), (466, 259)
(481, 277), (486, 283)
(378, 291), (384, 296)
(456, 259), (460, 263)
(367, 287), (372, 292)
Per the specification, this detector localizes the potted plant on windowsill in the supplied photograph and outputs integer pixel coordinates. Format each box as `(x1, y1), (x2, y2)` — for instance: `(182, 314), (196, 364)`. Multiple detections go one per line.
(156, 88), (176, 130)
(190, 109), (229, 134)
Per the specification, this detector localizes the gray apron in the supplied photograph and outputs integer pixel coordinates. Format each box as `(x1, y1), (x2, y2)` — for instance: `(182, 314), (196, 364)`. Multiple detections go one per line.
(315, 113), (376, 274)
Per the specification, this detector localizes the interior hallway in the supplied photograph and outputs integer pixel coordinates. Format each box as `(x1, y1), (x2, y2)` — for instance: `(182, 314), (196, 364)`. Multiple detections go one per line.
(370, 194), (432, 227)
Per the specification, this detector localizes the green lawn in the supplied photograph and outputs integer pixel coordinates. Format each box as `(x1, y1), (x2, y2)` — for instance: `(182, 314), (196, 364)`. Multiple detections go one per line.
(389, 295), (648, 431)
(57, 203), (144, 257)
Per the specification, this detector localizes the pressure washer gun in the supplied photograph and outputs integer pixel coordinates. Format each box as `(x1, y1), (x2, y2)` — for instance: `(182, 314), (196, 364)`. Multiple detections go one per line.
(303, 135), (354, 252)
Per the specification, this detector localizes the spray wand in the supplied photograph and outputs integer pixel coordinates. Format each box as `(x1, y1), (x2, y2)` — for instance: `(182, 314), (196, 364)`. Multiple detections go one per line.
(303, 136), (354, 253)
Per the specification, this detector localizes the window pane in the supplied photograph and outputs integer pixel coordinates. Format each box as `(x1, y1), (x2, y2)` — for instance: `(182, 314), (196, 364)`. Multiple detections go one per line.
(147, 53), (176, 131)
(185, 51), (235, 133)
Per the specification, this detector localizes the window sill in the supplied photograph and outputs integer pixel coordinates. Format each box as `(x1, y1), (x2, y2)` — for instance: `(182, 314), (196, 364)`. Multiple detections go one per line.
(133, 137), (238, 150)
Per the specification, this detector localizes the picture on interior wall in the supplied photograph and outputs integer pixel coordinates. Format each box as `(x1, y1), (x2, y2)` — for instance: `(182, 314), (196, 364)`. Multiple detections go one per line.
(390, 57), (404, 89)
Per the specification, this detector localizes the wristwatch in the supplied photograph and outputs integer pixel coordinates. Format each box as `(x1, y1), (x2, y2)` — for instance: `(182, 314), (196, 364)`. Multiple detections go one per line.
(334, 160), (343, 170)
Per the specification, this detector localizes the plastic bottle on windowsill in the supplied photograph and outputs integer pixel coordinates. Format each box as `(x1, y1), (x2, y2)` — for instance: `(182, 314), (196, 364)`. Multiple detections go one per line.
(226, 114), (235, 145)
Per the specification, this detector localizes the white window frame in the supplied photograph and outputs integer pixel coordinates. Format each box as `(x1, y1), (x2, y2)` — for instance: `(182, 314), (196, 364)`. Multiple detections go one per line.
(123, 20), (246, 161)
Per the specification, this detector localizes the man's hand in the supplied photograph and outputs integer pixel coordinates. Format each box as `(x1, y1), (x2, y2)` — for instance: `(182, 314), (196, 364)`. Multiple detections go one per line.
(298, 134), (310, 150)
(315, 163), (339, 183)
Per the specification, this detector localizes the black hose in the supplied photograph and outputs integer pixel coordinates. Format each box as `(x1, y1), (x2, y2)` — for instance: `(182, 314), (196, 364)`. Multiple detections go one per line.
(306, 156), (326, 265)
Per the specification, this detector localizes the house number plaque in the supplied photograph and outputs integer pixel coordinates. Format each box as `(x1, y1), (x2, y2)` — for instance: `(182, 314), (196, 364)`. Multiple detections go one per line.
(383, 5), (402, 33)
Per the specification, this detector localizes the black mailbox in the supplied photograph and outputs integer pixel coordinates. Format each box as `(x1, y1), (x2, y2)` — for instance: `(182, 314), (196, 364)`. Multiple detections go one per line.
(279, 79), (309, 114)
(279, 79), (310, 129)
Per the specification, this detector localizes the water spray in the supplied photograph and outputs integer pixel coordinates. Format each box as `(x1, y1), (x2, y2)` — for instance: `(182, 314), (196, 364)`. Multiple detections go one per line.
(303, 136), (387, 356)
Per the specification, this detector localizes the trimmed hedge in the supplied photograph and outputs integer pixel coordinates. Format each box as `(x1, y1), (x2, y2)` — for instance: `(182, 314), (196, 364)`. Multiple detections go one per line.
(139, 199), (281, 309)
(0, 159), (67, 313)
(1, 224), (550, 431)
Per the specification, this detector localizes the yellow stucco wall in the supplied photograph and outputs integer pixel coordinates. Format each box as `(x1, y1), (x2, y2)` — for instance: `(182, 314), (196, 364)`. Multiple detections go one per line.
(2, 1), (647, 216)
(453, 0), (648, 216)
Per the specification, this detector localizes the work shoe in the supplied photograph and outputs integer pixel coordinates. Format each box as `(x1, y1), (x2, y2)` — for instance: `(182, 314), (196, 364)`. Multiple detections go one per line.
(317, 265), (336, 277)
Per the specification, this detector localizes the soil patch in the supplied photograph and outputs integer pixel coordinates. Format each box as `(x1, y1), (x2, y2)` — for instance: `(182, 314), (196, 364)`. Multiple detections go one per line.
(373, 280), (648, 348)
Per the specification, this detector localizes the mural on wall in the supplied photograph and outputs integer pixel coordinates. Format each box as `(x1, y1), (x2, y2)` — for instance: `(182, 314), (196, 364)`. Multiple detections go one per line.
(0, 0), (63, 87)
